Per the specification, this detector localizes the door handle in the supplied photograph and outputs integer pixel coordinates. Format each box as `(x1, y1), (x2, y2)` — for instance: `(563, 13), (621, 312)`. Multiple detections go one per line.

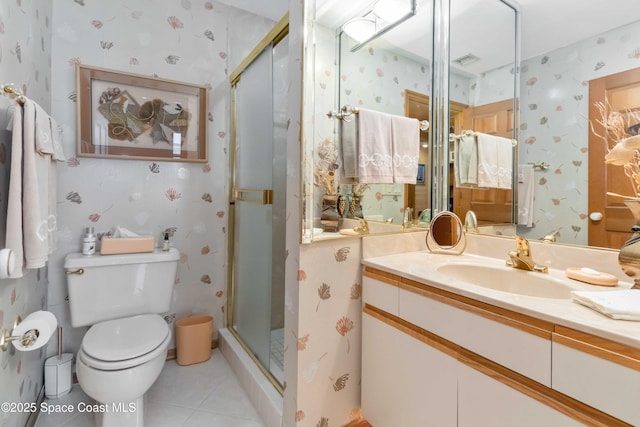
(234, 189), (273, 205)
(589, 212), (603, 222)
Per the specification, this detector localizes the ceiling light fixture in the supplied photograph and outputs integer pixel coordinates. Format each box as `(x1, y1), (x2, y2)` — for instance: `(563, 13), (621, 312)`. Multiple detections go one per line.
(341, 0), (417, 52)
(343, 17), (377, 43)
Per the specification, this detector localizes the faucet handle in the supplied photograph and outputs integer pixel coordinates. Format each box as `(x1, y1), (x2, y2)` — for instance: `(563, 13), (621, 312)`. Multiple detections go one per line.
(515, 236), (531, 255)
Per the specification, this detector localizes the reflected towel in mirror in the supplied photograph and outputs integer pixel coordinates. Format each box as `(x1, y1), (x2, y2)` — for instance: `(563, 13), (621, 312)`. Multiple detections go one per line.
(518, 164), (535, 227)
(454, 133), (478, 187)
(357, 108), (393, 183)
(476, 132), (513, 190)
(340, 118), (358, 179)
(391, 115), (420, 184)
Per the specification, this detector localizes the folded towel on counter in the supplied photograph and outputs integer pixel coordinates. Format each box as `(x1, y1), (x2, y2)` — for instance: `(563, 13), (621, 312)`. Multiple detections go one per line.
(476, 132), (513, 189)
(571, 290), (640, 321)
(340, 117), (358, 179)
(391, 115), (420, 184)
(357, 108), (393, 183)
(454, 133), (478, 187)
(517, 164), (535, 227)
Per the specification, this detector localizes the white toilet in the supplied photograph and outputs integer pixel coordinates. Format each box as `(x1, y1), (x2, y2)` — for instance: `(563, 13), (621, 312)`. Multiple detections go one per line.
(64, 248), (180, 427)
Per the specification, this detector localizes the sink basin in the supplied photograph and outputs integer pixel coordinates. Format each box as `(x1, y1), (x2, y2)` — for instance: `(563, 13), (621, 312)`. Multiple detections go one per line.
(436, 263), (575, 299)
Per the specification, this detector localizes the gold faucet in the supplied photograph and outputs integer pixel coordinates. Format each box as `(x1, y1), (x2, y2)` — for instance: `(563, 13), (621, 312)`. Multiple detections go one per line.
(353, 218), (370, 235)
(506, 236), (548, 273)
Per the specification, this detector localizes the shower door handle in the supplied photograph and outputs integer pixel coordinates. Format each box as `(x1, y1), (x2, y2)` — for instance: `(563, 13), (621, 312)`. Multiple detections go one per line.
(234, 189), (273, 205)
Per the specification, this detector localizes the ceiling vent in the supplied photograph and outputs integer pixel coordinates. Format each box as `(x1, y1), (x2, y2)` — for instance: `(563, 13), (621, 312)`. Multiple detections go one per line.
(452, 53), (480, 66)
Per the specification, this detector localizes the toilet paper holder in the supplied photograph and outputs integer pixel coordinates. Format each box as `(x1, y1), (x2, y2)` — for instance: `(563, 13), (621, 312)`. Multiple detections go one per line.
(0, 316), (40, 352)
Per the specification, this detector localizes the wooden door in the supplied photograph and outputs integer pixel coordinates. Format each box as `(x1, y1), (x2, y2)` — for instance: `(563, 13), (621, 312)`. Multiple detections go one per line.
(454, 99), (515, 225)
(588, 68), (640, 248)
(404, 90), (467, 217)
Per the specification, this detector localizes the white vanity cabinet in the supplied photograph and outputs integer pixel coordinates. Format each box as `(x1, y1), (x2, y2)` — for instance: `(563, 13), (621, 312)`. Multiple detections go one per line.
(551, 327), (640, 426)
(362, 309), (457, 427)
(457, 361), (582, 427)
(361, 267), (631, 427)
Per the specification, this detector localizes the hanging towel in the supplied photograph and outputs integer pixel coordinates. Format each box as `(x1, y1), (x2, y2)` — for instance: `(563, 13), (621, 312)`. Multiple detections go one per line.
(6, 99), (65, 274)
(35, 103), (66, 161)
(571, 290), (640, 321)
(454, 133), (478, 187)
(22, 100), (49, 269)
(357, 108), (393, 183)
(517, 164), (535, 227)
(476, 132), (513, 189)
(497, 136), (513, 190)
(391, 115), (420, 184)
(6, 105), (24, 277)
(340, 117), (358, 179)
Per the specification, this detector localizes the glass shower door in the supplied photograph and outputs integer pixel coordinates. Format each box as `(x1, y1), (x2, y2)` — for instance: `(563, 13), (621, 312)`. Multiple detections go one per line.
(232, 45), (274, 370)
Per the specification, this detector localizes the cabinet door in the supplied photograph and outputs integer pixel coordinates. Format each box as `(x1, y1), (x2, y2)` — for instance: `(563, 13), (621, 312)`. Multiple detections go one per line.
(362, 312), (457, 427)
(458, 363), (582, 427)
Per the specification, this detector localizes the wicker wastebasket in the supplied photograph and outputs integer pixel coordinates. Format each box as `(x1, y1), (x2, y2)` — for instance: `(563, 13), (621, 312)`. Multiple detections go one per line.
(175, 315), (213, 366)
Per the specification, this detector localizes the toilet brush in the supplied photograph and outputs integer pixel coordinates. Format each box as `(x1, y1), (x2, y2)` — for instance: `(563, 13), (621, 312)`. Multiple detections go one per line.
(44, 326), (74, 399)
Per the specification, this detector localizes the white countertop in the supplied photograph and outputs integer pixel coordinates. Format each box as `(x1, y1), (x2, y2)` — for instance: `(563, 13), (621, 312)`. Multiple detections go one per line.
(362, 250), (640, 350)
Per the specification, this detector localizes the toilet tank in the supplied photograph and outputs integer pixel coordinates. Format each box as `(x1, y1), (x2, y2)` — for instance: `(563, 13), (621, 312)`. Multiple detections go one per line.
(64, 248), (180, 327)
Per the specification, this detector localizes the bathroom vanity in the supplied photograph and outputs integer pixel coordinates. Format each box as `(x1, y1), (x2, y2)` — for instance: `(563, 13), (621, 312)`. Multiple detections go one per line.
(360, 235), (640, 427)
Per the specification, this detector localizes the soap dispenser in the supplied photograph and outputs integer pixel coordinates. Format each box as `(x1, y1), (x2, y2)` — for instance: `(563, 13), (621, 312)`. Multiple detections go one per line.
(82, 227), (96, 256)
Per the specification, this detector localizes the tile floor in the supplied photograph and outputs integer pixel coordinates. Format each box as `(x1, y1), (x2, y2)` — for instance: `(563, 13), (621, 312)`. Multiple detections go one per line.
(35, 349), (265, 427)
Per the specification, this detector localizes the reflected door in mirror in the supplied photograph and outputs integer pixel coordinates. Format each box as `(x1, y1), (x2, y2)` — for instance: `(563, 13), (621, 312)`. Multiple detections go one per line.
(453, 99), (514, 225)
(588, 67), (640, 248)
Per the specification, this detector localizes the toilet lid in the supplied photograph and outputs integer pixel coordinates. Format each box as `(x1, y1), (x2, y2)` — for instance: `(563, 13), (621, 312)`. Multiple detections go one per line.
(82, 314), (169, 362)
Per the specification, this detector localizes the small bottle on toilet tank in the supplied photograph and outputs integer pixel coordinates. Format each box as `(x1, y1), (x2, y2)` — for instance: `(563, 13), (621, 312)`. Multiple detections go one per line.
(82, 227), (96, 256)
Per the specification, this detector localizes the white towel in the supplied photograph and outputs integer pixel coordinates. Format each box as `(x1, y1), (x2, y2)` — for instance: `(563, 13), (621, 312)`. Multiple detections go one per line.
(517, 164), (535, 227)
(34, 102), (66, 161)
(497, 136), (513, 190)
(391, 115), (420, 184)
(454, 133), (478, 187)
(572, 290), (640, 321)
(476, 132), (513, 189)
(340, 118), (358, 179)
(6, 100), (63, 273)
(357, 108), (393, 183)
(6, 105), (24, 277)
(22, 100), (49, 268)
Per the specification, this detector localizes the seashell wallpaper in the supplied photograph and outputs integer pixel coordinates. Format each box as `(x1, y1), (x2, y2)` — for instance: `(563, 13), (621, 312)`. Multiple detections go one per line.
(514, 20), (640, 245)
(0, 1), (53, 426)
(0, 1), (277, 425)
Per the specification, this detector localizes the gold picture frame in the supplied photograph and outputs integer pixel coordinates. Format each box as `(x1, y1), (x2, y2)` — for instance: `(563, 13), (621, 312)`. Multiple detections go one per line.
(76, 64), (208, 162)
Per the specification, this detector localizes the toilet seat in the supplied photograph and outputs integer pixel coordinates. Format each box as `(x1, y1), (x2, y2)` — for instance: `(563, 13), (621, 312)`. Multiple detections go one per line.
(79, 314), (170, 371)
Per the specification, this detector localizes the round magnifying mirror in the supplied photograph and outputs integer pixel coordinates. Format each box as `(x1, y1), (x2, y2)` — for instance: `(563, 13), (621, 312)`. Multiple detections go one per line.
(426, 211), (466, 255)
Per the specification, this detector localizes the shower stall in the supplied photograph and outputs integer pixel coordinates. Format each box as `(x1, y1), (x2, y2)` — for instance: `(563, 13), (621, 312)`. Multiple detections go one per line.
(227, 17), (289, 391)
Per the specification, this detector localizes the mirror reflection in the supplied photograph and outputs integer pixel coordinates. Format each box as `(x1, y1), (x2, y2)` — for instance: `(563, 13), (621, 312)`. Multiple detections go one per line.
(311, 0), (519, 238)
(310, 0), (640, 250)
(515, 5), (640, 248)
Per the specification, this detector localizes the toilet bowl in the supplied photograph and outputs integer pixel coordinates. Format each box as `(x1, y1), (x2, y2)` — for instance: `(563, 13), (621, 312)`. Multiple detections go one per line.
(75, 314), (171, 427)
(64, 248), (180, 427)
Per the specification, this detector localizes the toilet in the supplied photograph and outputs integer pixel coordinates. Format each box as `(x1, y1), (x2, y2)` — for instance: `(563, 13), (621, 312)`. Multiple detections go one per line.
(64, 248), (180, 427)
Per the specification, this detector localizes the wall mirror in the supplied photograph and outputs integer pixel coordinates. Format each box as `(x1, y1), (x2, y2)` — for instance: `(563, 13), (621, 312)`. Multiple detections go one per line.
(304, 0), (640, 249)
(513, 1), (640, 248)
(310, 0), (436, 235)
(306, 0), (519, 241)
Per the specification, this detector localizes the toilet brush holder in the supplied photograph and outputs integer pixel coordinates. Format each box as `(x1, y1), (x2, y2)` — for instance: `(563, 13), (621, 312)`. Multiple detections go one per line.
(44, 327), (73, 399)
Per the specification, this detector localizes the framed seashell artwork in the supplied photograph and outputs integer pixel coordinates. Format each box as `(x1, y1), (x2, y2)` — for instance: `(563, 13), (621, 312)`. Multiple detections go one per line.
(76, 64), (208, 163)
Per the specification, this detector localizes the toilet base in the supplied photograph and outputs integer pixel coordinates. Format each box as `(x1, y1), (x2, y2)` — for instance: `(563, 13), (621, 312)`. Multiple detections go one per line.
(94, 397), (144, 427)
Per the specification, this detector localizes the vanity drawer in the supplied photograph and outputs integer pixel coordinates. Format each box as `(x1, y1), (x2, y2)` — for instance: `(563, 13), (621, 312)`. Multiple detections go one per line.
(363, 268), (400, 316)
(398, 281), (553, 386)
(552, 327), (640, 426)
